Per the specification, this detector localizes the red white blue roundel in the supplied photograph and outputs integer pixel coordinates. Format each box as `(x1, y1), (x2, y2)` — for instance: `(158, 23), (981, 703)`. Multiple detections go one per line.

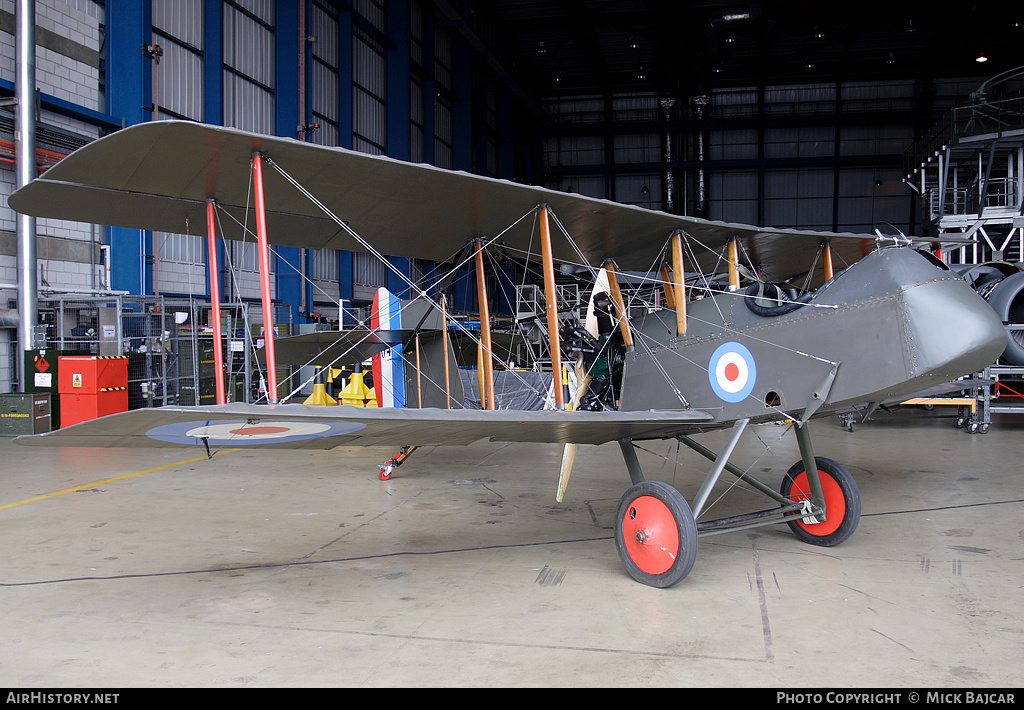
(709, 342), (757, 403)
(145, 419), (366, 446)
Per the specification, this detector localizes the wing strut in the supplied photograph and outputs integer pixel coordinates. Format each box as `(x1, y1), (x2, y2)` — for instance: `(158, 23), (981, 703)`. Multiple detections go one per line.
(441, 295), (453, 408)
(659, 264), (675, 308)
(474, 240), (496, 410)
(822, 241), (834, 281)
(727, 238), (740, 291)
(539, 206), (565, 409)
(206, 200), (226, 404)
(671, 232), (688, 337)
(252, 153), (278, 403)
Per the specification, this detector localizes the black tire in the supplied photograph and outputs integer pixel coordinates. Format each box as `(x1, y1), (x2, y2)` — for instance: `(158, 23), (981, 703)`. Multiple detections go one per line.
(780, 457), (861, 547)
(743, 282), (812, 317)
(614, 481), (698, 588)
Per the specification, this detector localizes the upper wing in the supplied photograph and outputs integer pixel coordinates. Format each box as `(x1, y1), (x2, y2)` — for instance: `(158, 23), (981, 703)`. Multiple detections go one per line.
(9, 120), (912, 283)
(14, 403), (716, 450)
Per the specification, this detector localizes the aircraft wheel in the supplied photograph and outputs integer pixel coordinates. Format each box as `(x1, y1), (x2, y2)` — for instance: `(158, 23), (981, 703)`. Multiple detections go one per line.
(780, 457), (860, 547)
(614, 481), (698, 588)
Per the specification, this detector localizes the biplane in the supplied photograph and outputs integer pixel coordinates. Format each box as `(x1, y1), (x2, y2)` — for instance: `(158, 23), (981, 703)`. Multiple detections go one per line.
(7, 121), (1008, 588)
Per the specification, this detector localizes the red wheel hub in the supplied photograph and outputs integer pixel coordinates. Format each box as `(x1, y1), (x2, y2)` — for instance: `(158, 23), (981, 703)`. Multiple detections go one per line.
(621, 495), (680, 575)
(788, 471), (845, 536)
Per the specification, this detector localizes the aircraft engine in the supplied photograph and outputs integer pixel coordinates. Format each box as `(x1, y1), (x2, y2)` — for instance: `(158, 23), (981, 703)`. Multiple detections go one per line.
(957, 263), (1024, 365)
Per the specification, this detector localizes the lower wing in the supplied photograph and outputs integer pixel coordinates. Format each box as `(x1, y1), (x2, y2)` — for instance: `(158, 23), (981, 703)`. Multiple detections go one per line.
(15, 403), (716, 450)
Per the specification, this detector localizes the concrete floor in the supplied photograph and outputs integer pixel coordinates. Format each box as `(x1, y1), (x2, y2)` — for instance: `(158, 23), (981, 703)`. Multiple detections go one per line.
(1, 407), (1022, 687)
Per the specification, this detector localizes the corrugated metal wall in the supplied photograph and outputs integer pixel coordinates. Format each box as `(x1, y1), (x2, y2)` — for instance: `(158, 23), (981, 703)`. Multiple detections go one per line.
(433, 25), (453, 169)
(409, 0), (425, 163)
(309, 0), (339, 147)
(152, 0), (206, 296)
(542, 80), (919, 236)
(152, 0), (279, 300)
(352, 0), (387, 155)
(223, 0), (275, 134)
(152, 0), (204, 121)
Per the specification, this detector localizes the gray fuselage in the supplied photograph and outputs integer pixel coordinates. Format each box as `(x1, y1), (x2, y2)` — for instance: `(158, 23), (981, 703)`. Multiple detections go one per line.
(619, 248), (1007, 425)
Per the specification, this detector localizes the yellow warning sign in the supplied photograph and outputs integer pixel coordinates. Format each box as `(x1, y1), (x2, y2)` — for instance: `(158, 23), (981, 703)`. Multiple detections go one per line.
(73, 373), (82, 388)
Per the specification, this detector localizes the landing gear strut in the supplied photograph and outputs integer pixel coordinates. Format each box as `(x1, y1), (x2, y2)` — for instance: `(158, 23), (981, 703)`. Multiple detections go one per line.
(378, 446), (418, 481)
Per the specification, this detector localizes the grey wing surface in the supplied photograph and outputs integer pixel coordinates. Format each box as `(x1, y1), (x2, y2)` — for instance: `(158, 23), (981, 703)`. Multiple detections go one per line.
(15, 403), (716, 450)
(9, 119), (921, 285)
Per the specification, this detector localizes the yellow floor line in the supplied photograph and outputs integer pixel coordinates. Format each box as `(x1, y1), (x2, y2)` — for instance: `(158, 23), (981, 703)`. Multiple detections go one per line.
(0, 448), (239, 511)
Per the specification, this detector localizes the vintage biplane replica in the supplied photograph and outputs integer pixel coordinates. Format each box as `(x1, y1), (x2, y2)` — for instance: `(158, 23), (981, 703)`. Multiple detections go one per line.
(8, 121), (1007, 588)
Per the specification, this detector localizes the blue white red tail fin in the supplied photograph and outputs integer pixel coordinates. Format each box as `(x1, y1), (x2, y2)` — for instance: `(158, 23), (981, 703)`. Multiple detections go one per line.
(370, 287), (407, 408)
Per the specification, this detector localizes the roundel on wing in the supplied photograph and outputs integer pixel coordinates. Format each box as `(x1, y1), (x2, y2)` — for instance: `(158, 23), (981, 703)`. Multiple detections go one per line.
(708, 342), (757, 403)
(145, 419), (366, 446)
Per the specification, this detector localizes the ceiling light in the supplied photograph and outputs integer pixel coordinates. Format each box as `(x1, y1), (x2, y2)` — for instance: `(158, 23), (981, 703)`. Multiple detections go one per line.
(976, 53), (988, 63)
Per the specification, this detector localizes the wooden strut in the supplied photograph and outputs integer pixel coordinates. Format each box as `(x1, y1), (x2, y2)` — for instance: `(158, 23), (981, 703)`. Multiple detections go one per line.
(415, 334), (423, 408)
(205, 201), (226, 405)
(474, 240), (496, 410)
(822, 241), (834, 282)
(441, 294), (452, 409)
(659, 264), (675, 308)
(727, 237), (740, 291)
(603, 260), (634, 348)
(538, 206), (564, 408)
(671, 232), (687, 337)
(251, 153), (278, 403)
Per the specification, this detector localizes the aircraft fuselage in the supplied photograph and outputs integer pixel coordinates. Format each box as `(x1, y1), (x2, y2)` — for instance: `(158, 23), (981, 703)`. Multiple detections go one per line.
(621, 248), (1006, 424)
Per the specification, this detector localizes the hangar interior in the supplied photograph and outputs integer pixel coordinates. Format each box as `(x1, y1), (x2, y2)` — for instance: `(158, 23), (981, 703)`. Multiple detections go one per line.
(0, 0), (1023, 688)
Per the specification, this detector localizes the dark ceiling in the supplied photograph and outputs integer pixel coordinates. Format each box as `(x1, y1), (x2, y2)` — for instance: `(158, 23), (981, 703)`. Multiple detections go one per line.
(467, 1), (1024, 100)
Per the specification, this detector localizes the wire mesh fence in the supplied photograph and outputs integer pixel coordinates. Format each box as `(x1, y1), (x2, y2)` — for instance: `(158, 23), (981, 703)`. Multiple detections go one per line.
(35, 295), (293, 409)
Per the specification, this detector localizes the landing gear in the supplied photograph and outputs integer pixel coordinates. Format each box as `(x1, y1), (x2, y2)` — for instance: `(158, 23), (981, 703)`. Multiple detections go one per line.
(611, 424), (861, 588)
(780, 457), (861, 547)
(377, 446), (418, 481)
(614, 480), (698, 589)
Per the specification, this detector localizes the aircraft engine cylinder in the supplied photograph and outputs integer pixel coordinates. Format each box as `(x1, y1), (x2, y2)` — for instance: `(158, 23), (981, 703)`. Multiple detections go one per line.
(983, 271), (1024, 365)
